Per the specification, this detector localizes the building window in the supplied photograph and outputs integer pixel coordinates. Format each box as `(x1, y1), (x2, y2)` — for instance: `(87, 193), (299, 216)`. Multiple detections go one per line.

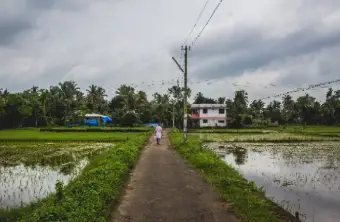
(219, 109), (225, 114)
(203, 119), (208, 123)
(203, 108), (208, 114)
(218, 120), (225, 123)
(192, 109), (199, 114)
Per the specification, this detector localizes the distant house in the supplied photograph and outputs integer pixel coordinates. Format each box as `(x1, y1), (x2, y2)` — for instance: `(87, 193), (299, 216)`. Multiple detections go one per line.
(191, 104), (227, 128)
(85, 113), (112, 126)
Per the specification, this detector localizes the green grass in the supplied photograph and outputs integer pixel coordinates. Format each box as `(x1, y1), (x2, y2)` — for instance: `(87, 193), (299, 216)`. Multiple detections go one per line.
(40, 126), (152, 133)
(43, 126), (151, 129)
(188, 125), (340, 134)
(277, 125), (340, 133)
(0, 129), (143, 142)
(189, 132), (340, 142)
(0, 142), (113, 167)
(169, 129), (298, 222)
(188, 128), (275, 134)
(0, 132), (151, 222)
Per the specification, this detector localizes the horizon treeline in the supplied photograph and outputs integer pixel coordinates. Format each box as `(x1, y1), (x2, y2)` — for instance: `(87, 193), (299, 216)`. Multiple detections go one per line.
(0, 81), (339, 129)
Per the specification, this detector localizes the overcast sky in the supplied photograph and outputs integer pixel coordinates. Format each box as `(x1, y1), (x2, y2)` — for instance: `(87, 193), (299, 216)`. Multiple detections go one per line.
(1, 0), (340, 103)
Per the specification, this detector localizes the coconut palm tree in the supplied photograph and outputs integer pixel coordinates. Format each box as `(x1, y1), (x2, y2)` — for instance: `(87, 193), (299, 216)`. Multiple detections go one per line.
(58, 81), (80, 123)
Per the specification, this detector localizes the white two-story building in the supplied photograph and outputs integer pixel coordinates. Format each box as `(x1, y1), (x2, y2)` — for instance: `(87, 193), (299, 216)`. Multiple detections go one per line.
(190, 104), (227, 128)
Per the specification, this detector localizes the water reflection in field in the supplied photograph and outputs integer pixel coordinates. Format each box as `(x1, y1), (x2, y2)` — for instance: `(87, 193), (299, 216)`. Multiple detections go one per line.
(206, 142), (340, 222)
(0, 159), (88, 209)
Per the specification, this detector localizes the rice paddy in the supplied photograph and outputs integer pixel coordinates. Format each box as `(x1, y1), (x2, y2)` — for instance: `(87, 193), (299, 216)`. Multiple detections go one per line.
(0, 160), (88, 209)
(205, 141), (340, 222)
(0, 129), (140, 142)
(0, 142), (113, 167)
(0, 142), (114, 210)
(190, 131), (340, 142)
(0, 127), (150, 221)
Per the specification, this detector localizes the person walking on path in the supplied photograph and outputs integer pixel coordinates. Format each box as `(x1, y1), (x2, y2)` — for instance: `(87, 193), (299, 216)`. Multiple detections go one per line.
(154, 124), (163, 145)
(110, 129), (240, 222)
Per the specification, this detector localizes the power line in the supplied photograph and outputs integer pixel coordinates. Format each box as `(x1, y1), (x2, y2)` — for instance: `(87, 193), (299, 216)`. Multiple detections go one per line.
(191, 0), (224, 47)
(183, 0), (210, 46)
(100, 77), (340, 100)
(259, 78), (340, 100)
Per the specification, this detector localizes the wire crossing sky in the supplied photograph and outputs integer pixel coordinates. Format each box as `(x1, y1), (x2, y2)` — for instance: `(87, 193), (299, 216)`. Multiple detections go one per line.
(183, 0), (210, 46)
(0, 0), (339, 103)
(191, 0), (224, 47)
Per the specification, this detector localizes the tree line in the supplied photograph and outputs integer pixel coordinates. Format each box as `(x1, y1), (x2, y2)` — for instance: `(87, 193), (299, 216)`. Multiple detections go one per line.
(0, 81), (339, 129)
(193, 89), (340, 127)
(0, 81), (190, 129)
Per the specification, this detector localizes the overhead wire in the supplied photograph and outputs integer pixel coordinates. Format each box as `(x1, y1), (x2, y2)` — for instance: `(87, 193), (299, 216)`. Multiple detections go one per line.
(183, 0), (210, 46)
(178, 0), (211, 91)
(100, 75), (340, 102)
(259, 78), (340, 100)
(191, 0), (224, 47)
(174, 0), (338, 103)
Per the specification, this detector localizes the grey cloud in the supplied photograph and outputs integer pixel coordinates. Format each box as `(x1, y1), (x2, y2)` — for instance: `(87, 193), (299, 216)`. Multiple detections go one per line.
(277, 46), (340, 87)
(26, 0), (56, 9)
(1, 0), (340, 102)
(0, 0), (86, 46)
(0, 18), (32, 45)
(188, 26), (340, 80)
(26, 0), (87, 11)
(0, 62), (77, 92)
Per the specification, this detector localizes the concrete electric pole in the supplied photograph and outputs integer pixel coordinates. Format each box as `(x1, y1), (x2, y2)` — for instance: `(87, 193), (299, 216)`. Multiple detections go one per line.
(172, 103), (175, 128)
(171, 45), (190, 143)
(182, 45), (190, 143)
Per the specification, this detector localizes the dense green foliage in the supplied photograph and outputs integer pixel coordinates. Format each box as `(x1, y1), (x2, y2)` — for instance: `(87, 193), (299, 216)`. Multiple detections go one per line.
(169, 130), (298, 222)
(0, 82), (189, 129)
(1, 80), (339, 130)
(1, 133), (150, 222)
(193, 88), (340, 127)
(0, 129), (140, 142)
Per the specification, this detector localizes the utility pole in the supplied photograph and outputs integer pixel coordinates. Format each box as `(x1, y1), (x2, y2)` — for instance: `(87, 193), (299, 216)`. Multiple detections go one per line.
(171, 47), (189, 143)
(172, 79), (179, 128)
(182, 45), (190, 143)
(172, 103), (175, 128)
(172, 57), (184, 73)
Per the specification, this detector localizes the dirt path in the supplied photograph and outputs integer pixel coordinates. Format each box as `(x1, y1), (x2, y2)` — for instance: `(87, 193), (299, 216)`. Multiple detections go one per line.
(110, 131), (239, 222)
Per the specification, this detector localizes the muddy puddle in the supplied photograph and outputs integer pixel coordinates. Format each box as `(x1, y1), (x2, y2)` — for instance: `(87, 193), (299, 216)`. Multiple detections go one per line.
(205, 142), (340, 222)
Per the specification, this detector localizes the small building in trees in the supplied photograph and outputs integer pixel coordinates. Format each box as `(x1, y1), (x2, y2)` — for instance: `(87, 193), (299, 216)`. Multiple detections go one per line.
(190, 104), (227, 128)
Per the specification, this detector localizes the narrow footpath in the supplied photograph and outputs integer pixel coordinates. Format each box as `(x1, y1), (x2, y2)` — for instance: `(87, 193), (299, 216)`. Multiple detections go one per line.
(110, 131), (239, 222)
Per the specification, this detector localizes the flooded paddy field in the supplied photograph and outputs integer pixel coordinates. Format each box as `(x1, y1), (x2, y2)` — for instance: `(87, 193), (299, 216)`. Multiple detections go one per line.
(205, 142), (340, 222)
(0, 129), (141, 142)
(191, 132), (340, 142)
(0, 142), (114, 209)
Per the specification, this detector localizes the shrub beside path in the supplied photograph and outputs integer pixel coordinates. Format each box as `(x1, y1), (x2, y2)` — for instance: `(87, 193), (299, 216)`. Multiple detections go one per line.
(110, 130), (239, 222)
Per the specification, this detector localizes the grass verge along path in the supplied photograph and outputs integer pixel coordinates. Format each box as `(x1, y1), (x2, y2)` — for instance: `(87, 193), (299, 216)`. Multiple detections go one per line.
(110, 131), (239, 222)
(0, 129), (141, 142)
(0, 133), (150, 222)
(40, 127), (151, 133)
(169, 130), (299, 222)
